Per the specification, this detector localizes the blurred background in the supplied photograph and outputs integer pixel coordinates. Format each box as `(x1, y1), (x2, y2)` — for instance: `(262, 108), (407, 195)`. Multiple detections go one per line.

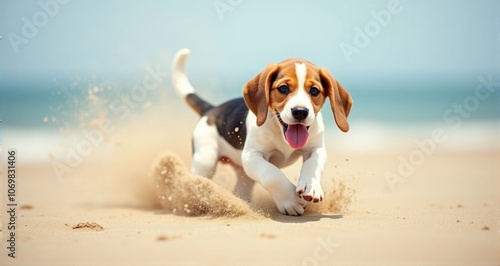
(0, 0), (498, 163)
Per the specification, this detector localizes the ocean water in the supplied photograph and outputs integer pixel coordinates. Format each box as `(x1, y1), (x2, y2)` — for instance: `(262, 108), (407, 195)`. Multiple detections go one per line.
(0, 75), (499, 164)
(2, 75), (499, 125)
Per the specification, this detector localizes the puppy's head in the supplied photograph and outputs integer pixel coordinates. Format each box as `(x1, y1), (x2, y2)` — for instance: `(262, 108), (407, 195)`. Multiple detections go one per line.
(243, 59), (352, 149)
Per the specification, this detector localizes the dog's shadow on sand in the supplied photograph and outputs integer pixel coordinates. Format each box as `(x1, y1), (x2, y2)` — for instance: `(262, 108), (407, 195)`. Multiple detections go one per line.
(151, 207), (343, 223)
(270, 213), (343, 223)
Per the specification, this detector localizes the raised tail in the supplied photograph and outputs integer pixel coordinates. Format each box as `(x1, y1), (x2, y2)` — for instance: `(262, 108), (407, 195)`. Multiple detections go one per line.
(172, 48), (214, 116)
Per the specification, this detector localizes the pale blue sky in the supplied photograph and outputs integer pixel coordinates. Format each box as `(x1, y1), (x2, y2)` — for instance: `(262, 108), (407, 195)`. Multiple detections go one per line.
(1, 0), (499, 90)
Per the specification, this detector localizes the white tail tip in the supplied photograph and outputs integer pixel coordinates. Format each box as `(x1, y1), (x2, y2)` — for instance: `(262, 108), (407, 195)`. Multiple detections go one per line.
(172, 48), (195, 98)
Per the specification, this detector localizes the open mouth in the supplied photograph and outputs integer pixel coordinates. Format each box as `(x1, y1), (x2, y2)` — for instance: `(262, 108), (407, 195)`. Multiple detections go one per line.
(276, 112), (310, 149)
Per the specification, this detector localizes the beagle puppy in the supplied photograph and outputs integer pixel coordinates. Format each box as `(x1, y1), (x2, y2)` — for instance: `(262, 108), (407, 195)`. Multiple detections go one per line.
(172, 49), (352, 216)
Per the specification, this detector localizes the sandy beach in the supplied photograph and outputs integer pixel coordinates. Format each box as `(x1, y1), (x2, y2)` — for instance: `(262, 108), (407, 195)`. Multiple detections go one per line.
(1, 108), (498, 265)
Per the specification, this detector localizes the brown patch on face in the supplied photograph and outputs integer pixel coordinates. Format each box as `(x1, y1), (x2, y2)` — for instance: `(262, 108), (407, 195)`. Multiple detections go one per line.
(269, 61), (298, 113)
(303, 68), (328, 114)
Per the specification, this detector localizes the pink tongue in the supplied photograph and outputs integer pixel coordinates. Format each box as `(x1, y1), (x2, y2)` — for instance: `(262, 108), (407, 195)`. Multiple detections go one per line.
(285, 124), (309, 149)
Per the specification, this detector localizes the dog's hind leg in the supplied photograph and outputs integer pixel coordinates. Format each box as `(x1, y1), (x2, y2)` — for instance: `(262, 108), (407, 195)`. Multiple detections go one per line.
(191, 117), (219, 178)
(233, 168), (255, 202)
(192, 149), (217, 179)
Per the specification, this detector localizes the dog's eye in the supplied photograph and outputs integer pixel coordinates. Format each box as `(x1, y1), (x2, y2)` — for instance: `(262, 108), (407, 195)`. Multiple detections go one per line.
(309, 87), (320, 96)
(277, 84), (290, 95)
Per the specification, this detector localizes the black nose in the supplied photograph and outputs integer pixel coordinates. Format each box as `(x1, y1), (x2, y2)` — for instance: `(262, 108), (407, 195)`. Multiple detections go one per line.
(291, 107), (309, 121)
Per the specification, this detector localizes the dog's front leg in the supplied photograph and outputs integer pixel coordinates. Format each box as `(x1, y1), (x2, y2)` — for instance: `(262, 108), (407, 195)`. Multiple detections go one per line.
(242, 150), (306, 216)
(296, 147), (327, 203)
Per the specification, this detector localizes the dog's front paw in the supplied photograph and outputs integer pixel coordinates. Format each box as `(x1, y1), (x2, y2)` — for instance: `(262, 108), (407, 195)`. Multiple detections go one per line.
(272, 184), (307, 216)
(296, 179), (324, 203)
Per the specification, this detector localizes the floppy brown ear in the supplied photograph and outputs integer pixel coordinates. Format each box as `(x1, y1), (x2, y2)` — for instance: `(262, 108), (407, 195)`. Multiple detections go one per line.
(320, 68), (353, 132)
(243, 64), (279, 126)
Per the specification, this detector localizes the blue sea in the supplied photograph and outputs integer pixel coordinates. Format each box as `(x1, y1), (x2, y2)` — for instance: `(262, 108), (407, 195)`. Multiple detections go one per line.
(2, 73), (499, 125)
(1, 72), (498, 164)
